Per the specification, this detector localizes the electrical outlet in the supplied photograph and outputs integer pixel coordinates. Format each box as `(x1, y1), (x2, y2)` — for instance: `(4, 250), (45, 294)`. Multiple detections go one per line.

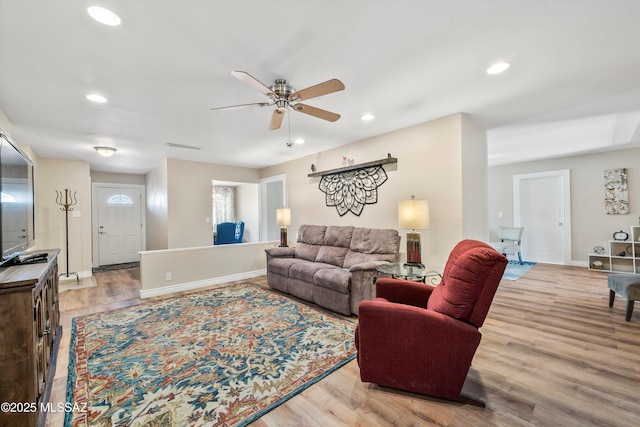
(165, 272), (172, 281)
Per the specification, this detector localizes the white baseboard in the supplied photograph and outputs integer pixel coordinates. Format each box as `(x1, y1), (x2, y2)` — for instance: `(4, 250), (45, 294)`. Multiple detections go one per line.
(139, 269), (267, 299)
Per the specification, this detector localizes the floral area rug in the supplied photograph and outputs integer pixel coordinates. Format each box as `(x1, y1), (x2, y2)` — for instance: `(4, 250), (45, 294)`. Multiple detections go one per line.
(65, 283), (356, 427)
(502, 260), (536, 281)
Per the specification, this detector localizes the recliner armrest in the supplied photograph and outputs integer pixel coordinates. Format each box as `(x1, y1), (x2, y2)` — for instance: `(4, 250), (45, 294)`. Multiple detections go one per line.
(374, 278), (434, 308)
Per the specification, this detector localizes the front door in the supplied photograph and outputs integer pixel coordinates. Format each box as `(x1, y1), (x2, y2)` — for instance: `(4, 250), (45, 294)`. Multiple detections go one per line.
(96, 185), (144, 266)
(514, 170), (571, 264)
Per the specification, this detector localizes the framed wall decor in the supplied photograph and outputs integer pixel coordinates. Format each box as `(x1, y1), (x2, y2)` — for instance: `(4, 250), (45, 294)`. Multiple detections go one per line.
(604, 168), (628, 214)
(309, 155), (397, 217)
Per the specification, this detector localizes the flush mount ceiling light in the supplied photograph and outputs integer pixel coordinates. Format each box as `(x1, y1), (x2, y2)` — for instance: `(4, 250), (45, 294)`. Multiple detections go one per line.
(87, 6), (122, 26)
(86, 93), (107, 103)
(294, 138), (305, 145)
(361, 113), (375, 121)
(94, 146), (117, 157)
(486, 62), (510, 75)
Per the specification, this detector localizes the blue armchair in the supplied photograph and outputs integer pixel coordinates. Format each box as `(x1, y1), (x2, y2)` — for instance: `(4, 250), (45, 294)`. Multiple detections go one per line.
(214, 221), (244, 245)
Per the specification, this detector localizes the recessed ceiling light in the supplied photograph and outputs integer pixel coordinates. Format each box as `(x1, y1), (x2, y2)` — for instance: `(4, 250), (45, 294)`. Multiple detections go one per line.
(294, 138), (305, 145)
(94, 146), (117, 157)
(361, 113), (375, 121)
(486, 62), (510, 75)
(86, 93), (107, 103)
(87, 6), (122, 26)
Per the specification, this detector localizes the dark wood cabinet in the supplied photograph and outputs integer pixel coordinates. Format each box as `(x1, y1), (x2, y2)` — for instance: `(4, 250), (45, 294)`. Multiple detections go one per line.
(0, 250), (61, 427)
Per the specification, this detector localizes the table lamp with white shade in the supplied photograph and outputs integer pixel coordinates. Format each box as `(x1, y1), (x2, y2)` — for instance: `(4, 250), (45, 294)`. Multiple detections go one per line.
(398, 196), (430, 268)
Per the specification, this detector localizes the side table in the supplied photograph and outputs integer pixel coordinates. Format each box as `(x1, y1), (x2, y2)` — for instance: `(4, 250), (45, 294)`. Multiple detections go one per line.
(376, 262), (442, 285)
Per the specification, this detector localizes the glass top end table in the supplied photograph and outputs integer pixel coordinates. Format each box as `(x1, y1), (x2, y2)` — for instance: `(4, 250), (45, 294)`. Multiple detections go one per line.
(376, 262), (442, 285)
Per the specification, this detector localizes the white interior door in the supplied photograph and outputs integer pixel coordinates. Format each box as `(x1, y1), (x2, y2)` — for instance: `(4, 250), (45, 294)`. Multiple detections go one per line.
(514, 170), (571, 264)
(96, 185), (144, 266)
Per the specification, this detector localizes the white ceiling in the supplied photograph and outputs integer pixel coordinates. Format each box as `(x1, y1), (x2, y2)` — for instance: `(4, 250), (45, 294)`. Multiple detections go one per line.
(1, 0), (640, 174)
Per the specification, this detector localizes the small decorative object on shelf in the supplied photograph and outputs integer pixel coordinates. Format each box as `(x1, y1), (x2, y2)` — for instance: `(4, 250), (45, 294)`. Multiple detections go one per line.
(613, 230), (629, 241)
(594, 245), (605, 254)
(592, 260), (604, 270)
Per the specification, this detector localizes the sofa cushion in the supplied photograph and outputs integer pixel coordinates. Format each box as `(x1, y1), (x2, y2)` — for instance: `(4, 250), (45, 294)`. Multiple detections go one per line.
(295, 225), (327, 261)
(295, 243), (322, 262)
(297, 224), (327, 245)
(268, 258), (306, 277)
(350, 227), (401, 254)
(315, 246), (349, 267)
(324, 226), (354, 247)
(314, 268), (351, 293)
(343, 227), (400, 268)
(313, 226), (354, 266)
(290, 261), (338, 283)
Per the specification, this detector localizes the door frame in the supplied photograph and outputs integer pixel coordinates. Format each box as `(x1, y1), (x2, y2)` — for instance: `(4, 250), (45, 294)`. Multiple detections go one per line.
(91, 183), (146, 267)
(513, 169), (571, 265)
(259, 174), (287, 242)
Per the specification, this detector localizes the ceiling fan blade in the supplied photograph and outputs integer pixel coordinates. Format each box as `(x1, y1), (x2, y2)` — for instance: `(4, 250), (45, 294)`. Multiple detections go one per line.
(269, 109), (285, 130)
(289, 79), (345, 102)
(210, 102), (271, 111)
(231, 71), (276, 98)
(293, 103), (341, 122)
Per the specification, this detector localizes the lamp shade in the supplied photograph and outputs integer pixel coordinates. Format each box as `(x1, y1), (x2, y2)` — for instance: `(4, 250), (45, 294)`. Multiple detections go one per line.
(398, 198), (430, 230)
(276, 208), (291, 226)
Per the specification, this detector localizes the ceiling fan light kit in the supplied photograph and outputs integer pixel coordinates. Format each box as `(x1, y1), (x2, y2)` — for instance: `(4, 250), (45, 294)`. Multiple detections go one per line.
(212, 71), (345, 130)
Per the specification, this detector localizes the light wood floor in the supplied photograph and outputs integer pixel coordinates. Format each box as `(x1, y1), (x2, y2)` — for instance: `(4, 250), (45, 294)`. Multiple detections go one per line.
(45, 264), (640, 427)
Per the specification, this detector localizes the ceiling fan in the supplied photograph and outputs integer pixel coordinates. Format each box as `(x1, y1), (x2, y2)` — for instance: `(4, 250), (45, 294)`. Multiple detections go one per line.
(211, 71), (345, 130)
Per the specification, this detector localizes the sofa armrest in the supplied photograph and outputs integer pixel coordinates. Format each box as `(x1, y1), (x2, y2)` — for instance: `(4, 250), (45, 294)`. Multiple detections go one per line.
(265, 246), (296, 264)
(348, 261), (392, 315)
(348, 260), (389, 272)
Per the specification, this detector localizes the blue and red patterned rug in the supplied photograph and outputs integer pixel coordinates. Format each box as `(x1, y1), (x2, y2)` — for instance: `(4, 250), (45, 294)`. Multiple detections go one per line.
(65, 283), (356, 427)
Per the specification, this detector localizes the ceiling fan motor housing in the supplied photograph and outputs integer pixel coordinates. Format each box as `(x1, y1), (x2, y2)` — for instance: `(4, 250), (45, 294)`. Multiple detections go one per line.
(270, 79), (295, 111)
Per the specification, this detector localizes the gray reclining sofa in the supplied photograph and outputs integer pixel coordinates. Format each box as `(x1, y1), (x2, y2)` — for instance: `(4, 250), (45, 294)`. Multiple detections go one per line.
(265, 224), (400, 315)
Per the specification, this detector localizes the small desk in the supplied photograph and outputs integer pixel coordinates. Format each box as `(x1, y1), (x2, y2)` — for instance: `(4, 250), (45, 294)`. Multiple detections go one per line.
(376, 262), (442, 285)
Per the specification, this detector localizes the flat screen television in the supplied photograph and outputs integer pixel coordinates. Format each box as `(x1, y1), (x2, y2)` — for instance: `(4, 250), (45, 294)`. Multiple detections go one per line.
(0, 132), (35, 267)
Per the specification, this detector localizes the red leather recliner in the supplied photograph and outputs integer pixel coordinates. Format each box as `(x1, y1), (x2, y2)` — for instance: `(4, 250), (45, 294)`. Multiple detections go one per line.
(355, 239), (507, 401)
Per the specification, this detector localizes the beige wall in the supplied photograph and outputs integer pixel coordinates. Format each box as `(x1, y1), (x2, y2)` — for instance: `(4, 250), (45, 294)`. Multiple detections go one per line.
(145, 159), (169, 250)
(461, 114), (489, 240)
(488, 147), (640, 264)
(0, 108), (11, 134)
(139, 241), (277, 296)
(165, 158), (260, 249)
(235, 182), (259, 242)
(91, 171), (146, 185)
(35, 158), (93, 276)
(260, 113), (488, 271)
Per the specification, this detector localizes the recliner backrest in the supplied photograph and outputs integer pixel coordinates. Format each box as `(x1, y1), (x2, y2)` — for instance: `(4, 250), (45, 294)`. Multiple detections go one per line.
(427, 239), (507, 327)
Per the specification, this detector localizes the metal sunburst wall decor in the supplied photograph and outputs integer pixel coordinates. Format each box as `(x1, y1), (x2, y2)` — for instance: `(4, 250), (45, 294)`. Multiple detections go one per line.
(318, 165), (388, 216)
